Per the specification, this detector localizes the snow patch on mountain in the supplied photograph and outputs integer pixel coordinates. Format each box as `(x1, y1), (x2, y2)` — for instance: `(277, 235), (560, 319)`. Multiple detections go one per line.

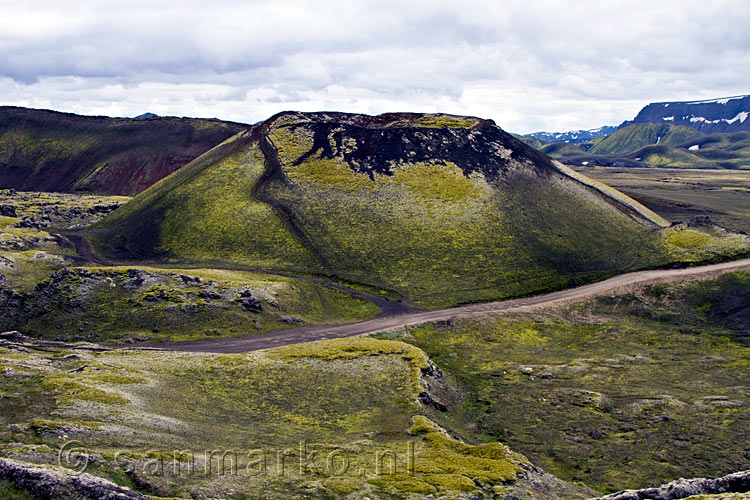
(525, 125), (616, 144)
(688, 112), (747, 125)
(727, 111), (748, 124)
(686, 95), (747, 105)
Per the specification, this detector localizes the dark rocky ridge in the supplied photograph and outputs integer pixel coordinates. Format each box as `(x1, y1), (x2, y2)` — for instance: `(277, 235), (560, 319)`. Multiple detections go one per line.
(0, 106), (249, 195)
(271, 111), (585, 183)
(0, 457), (149, 500)
(591, 469), (750, 500)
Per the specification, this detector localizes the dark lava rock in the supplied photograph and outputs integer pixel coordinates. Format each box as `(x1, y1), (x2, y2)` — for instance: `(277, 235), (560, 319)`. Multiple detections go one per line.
(0, 331), (27, 342)
(590, 429), (607, 440)
(0, 457), (150, 500)
(177, 273), (202, 284)
(88, 203), (121, 214)
(420, 360), (443, 378)
(418, 391), (433, 405)
(648, 415), (671, 425)
(433, 401), (448, 412)
(241, 296), (263, 312)
(0, 204), (16, 217)
(418, 391), (448, 412)
(687, 215), (716, 228)
(199, 290), (222, 300)
(591, 469), (750, 500)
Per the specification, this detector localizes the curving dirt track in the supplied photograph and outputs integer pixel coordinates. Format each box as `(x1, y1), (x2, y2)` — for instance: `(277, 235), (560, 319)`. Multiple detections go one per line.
(151, 258), (750, 353)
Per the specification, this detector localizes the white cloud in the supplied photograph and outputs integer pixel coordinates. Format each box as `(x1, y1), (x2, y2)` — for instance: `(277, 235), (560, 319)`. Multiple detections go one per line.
(0, 0), (748, 133)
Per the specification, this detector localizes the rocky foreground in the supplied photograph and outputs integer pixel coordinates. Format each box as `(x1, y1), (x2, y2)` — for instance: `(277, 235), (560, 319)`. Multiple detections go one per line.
(591, 470), (750, 500)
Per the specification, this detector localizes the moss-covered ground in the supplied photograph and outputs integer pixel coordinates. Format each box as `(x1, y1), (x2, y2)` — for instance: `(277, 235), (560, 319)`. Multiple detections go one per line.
(386, 271), (750, 494)
(0, 191), (380, 343)
(0, 216), (77, 291)
(0, 338), (556, 499)
(0, 189), (130, 229)
(1, 265), (379, 343)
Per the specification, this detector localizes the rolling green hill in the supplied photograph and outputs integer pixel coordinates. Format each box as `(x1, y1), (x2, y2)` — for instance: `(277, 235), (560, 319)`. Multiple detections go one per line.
(589, 123), (703, 155)
(93, 111), (676, 308)
(680, 131), (750, 169)
(623, 144), (718, 168)
(512, 134), (543, 149)
(0, 106), (248, 195)
(539, 142), (587, 157)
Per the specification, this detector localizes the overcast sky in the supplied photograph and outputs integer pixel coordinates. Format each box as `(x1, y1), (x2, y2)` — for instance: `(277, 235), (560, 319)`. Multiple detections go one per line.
(1, 0), (748, 133)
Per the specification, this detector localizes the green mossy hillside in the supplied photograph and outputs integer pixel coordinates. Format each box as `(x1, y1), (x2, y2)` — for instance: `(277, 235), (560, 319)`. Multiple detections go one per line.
(0, 338), (570, 500)
(0, 266), (378, 343)
(589, 123), (704, 155)
(92, 132), (322, 273)
(390, 270), (750, 493)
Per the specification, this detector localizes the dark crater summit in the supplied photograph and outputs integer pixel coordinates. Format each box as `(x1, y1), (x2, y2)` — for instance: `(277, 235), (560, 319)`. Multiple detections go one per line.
(269, 111), (556, 182)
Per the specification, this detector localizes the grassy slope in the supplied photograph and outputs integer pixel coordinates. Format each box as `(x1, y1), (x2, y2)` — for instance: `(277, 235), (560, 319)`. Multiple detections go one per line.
(0, 190), (375, 343)
(262, 114), (671, 307)
(595, 123), (700, 154)
(589, 123), (704, 156)
(0, 106), (247, 195)
(686, 131), (750, 169)
(550, 131), (750, 170)
(92, 131), (322, 273)
(539, 142), (588, 157)
(0, 338), (584, 500)
(0, 266), (378, 343)
(513, 134), (544, 149)
(390, 271), (750, 494)
(625, 144), (719, 168)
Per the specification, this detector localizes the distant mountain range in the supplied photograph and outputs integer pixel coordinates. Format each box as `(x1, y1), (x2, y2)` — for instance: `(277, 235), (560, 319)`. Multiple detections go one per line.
(525, 126), (617, 144)
(524, 94), (750, 144)
(521, 94), (750, 169)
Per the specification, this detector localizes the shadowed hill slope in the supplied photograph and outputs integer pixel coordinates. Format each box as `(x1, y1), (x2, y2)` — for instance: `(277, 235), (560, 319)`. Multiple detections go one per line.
(0, 106), (248, 195)
(94, 111), (674, 307)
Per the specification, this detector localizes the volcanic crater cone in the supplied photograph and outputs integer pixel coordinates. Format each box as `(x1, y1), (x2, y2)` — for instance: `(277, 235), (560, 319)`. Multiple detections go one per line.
(93, 111), (671, 307)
